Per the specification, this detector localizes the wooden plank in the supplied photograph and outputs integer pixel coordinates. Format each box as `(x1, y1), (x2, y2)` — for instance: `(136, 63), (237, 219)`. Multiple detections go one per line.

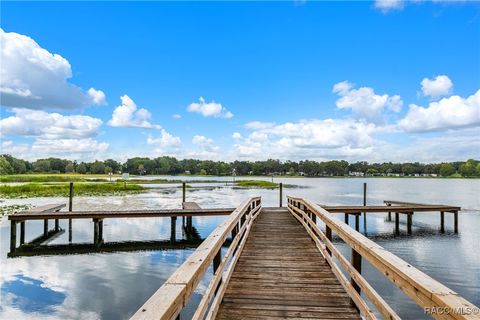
(182, 202), (201, 210)
(216, 209), (361, 320)
(9, 207), (235, 221)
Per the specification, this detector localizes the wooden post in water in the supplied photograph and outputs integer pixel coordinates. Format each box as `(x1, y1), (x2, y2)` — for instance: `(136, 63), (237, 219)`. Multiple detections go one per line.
(93, 219), (99, 245)
(55, 218), (59, 232)
(440, 211), (445, 233)
(69, 182), (73, 242)
(363, 182), (367, 232)
(43, 219), (48, 237)
(395, 212), (400, 235)
(20, 221), (25, 245)
(98, 219), (103, 244)
(407, 213), (413, 234)
(344, 213), (349, 224)
(355, 214), (360, 232)
(387, 203), (392, 221)
(454, 211), (458, 233)
(170, 216), (177, 243)
(279, 182), (283, 207)
(10, 221), (17, 253)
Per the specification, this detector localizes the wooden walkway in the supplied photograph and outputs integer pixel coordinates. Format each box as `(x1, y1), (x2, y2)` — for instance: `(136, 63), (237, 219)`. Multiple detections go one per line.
(216, 208), (360, 320)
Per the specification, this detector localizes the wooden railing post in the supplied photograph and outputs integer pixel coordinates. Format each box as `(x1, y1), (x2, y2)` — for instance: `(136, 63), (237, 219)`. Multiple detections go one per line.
(326, 226), (332, 256)
(351, 248), (362, 306)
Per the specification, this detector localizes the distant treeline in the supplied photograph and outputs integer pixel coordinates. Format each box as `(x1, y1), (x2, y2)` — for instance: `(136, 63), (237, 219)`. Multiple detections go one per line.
(1, 154), (479, 177)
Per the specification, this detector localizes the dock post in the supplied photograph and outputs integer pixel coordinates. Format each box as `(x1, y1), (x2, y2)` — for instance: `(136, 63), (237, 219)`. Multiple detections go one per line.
(279, 183), (283, 207)
(325, 226), (332, 256)
(170, 216), (177, 243)
(55, 219), (59, 232)
(355, 214), (360, 232)
(10, 221), (17, 253)
(351, 249), (362, 306)
(93, 219), (99, 245)
(387, 203), (392, 221)
(440, 211), (445, 233)
(98, 219), (103, 244)
(344, 213), (349, 225)
(213, 249), (222, 294)
(363, 182), (367, 232)
(407, 213), (413, 234)
(454, 211), (458, 233)
(69, 182), (73, 242)
(20, 221), (25, 245)
(182, 182), (186, 202)
(395, 212), (399, 235)
(43, 219), (48, 237)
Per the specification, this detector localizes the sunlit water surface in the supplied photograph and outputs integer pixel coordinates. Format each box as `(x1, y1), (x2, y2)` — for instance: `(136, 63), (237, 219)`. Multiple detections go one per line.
(1, 177), (479, 319)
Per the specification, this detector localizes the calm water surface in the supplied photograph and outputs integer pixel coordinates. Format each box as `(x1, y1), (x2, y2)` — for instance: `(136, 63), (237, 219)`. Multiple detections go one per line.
(1, 178), (479, 319)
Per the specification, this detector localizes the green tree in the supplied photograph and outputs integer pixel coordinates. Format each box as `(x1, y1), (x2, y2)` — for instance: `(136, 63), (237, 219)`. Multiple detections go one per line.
(439, 163), (455, 177)
(91, 161), (106, 174)
(77, 163), (87, 174)
(65, 162), (75, 173)
(0, 156), (14, 174)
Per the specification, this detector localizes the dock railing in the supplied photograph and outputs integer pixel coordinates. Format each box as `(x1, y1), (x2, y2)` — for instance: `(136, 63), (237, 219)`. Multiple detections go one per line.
(288, 196), (478, 320)
(130, 196), (262, 320)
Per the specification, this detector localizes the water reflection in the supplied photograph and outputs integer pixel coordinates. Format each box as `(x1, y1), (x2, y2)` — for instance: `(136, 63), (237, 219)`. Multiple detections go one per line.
(1, 177), (479, 319)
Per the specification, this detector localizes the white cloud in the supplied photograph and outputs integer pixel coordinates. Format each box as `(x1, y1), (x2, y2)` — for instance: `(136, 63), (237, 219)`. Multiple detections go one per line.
(172, 114), (182, 119)
(235, 119), (378, 160)
(87, 88), (107, 105)
(187, 97), (233, 118)
(245, 121), (275, 130)
(147, 129), (181, 147)
(192, 135), (214, 146)
(0, 28), (106, 110)
(374, 0), (404, 12)
(31, 138), (108, 154)
(398, 89), (480, 132)
(232, 132), (242, 140)
(108, 95), (160, 129)
(421, 75), (453, 98)
(0, 108), (102, 139)
(333, 81), (403, 123)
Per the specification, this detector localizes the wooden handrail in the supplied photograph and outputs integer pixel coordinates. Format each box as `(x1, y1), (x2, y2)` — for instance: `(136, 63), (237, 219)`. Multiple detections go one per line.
(287, 196), (479, 320)
(130, 197), (261, 320)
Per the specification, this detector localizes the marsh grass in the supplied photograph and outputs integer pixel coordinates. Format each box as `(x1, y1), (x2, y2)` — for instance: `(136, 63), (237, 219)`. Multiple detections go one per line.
(0, 182), (144, 198)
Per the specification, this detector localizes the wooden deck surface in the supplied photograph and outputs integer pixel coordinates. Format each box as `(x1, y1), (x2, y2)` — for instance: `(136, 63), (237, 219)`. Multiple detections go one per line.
(216, 208), (360, 320)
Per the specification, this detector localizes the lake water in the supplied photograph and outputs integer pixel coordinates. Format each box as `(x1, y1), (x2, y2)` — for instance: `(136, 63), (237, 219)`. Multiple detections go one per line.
(1, 177), (479, 319)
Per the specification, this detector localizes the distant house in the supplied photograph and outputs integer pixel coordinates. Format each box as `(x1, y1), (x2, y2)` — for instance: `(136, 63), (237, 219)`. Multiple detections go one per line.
(349, 171), (364, 177)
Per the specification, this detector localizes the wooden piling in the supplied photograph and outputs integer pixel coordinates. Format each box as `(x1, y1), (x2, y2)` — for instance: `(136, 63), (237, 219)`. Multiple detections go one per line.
(44, 219), (48, 236)
(344, 213), (349, 224)
(454, 211), (458, 233)
(440, 211), (445, 233)
(93, 219), (99, 245)
(363, 182), (367, 231)
(171, 217), (177, 243)
(395, 212), (399, 235)
(20, 221), (25, 245)
(98, 219), (103, 244)
(10, 221), (17, 253)
(69, 182), (73, 242)
(355, 214), (360, 232)
(387, 203), (392, 221)
(279, 182), (283, 207)
(55, 219), (59, 232)
(407, 213), (413, 234)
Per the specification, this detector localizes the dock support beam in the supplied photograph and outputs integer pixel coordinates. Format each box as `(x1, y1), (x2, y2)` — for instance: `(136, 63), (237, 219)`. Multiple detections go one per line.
(440, 211), (445, 233)
(69, 182), (73, 242)
(387, 203), (392, 221)
(407, 213), (413, 234)
(93, 219), (103, 245)
(170, 217), (177, 243)
(344, 213), (349, 225)
(10, 221), (17, 253)
(363, 182), (367, 232)
(355, 214), (360, 232)
(279, 183), (283, 207)
(395, 212), (399, 235)
(55, 219), (60, 232)
(43, 219), (48, 236)
(20, 221), (25, 245)
(454, 211), (458, 233)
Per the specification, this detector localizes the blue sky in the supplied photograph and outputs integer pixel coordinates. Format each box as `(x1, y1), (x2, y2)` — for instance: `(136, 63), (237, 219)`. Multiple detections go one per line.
(1, 1), (479, 162)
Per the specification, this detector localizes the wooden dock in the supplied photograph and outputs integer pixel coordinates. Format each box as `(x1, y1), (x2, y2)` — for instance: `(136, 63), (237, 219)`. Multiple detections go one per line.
(216, 208), (360, 319)
(130, 197), (478, 320)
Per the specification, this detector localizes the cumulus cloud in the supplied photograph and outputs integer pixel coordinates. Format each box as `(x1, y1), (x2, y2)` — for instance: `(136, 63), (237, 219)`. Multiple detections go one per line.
(147, 129), (181, 147)
(190, 135), (220, 157)
(108, 95), (160, 129)
(421, 75), (453, 98)
(398, 89), (480, 132)
(187, 97), (233, 118)
(235, 119), (378, 160)
(232, 132), (242, 140)
(192, 135), (215, 146)
(0, 28), (106, 110)
(333, 81), (403, 123)
(172, 114), (182, 119)
(0, 108), (103, 139)
(374, 0), (404, 13)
